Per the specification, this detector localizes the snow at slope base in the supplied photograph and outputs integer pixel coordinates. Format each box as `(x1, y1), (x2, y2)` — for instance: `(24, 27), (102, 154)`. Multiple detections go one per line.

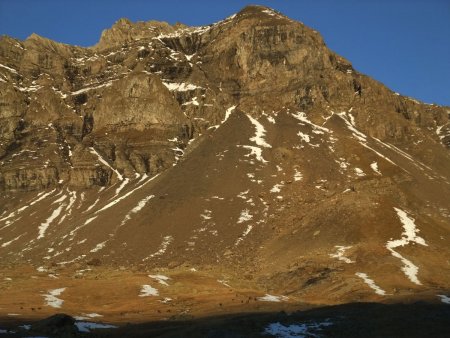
(43, 288), (66, 308)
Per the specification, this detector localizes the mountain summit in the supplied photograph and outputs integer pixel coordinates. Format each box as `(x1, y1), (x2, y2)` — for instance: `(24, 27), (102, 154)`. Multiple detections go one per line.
(0, 5), (449, 336)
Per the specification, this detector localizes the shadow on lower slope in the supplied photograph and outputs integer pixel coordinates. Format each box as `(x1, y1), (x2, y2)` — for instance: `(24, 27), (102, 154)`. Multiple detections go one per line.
(0, 301), (449, 337)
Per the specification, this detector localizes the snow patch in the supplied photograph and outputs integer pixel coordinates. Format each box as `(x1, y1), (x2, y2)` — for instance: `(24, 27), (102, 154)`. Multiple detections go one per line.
(239, 145), (267, 163)
(257, 294), (289, 302)
(264, 320), (332, 337)
(200, 209), (212, 220)
(437, 295), (450, 304)
(237, 209), (253, 223)
(270, 183), (283, 193)
(139, 285), (159, 297)
(354, 168), (366, 177)
(75, 321), (117, 333)
(297, 131), (310, 143)
(149, 274), (170, 286)
(330, 245), (354, 264)
(355, 273), (386, 295)
(370, 162), (381, 175)
(43, 288), (66, 308)
(293, 168), (303, 181)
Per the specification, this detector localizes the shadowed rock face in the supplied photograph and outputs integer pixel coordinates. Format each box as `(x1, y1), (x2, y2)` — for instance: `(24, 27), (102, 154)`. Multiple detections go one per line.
(0, 6), (449, 306)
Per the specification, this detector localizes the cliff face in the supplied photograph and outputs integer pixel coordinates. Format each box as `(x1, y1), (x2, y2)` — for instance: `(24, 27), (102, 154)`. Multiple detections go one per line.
(0, 6), (448, 191)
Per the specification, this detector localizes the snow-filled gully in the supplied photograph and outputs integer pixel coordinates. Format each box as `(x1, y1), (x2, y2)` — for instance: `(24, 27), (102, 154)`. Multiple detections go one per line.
(386, 208), (427, 285)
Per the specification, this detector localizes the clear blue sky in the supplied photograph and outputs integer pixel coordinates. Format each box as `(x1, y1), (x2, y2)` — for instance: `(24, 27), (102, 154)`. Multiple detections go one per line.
(1, 0), (449, 106)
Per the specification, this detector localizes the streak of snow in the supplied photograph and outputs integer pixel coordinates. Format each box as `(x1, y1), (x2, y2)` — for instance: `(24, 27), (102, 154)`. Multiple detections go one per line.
(360, 142), (399, 167)
(96, 174), (159, 214)
(57, 254), (86, 265)
(162, 82), (201, 91)
(143, 235), (173, 260)
(59, 190), (77, 223)
(329, 245), (354, 264)
(71, 81), (113, 95)
(374, 138), (435, 174)
(120, 195), (155, 226)
(337, 112), (367, 142)
(139, 285), (159, 297)
(291, 111), (331, 133)
(0, 63), (18, 74)
(386, 208), (427, 285)
(237, 190), (249, 199)
(148, 274), (170, 286)
(115, 178), (129, 195)
(89, 147), (123, 181)
(235, 225), (253, 245)
(257, 294), (289, 302)
(247, 114), (272, 148)
(90, 241), (107, 253)
(217, 279), (231, 287)
(38, 196), (67, 239)
(0, 189), (55, 225)
(355, 272), (386, 295)
(83, 197), (100, 213)
(1, 233), (25, 248)
(222, 105), (236, 123)
(67, 216), (97, 240)
(43, 288), (66, 308)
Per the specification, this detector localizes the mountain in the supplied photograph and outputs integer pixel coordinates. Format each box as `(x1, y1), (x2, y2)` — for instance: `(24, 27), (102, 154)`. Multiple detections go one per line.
(0, 5), (449, 337)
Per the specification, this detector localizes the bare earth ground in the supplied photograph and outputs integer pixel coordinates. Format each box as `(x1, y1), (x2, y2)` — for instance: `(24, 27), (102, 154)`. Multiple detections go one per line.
(0, 265), (449, 337)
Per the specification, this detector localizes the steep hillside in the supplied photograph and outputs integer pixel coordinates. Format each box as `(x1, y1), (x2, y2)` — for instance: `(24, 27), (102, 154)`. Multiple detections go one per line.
(0, 5), (449, 336)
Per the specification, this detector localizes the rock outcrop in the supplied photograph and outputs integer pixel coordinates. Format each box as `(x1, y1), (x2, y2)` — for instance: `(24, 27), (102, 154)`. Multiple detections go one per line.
(1, 5), (448, 191)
